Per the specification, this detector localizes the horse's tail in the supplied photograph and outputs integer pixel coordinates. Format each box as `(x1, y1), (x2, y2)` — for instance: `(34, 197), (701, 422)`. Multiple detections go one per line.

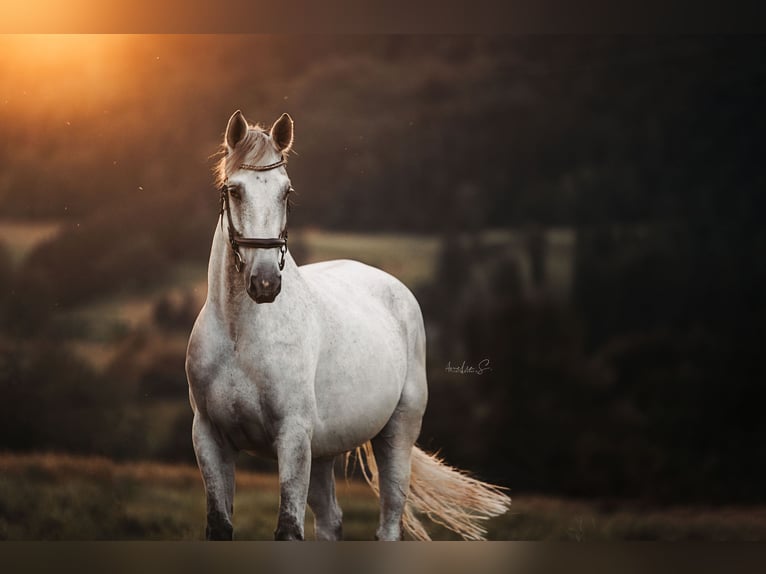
(352, 442), (511, 540)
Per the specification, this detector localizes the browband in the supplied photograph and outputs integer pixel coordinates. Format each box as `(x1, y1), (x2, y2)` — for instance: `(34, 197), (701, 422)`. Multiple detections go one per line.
(239, 158), (287, 172)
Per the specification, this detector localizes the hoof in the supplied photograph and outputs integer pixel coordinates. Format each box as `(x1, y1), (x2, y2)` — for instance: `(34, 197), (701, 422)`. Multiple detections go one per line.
(206, 523), (233, 540)
(274, 515), (304, 541)
(206, 510), (233, 540)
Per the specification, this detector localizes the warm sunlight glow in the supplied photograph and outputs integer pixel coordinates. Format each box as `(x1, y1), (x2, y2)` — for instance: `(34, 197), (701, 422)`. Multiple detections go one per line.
(2, 34), (116, 62)
(0, 35), (131, 114)
(0, 34), (126, 75)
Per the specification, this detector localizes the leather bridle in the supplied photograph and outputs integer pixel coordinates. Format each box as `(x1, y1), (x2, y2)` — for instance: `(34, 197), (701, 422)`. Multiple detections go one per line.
(219, 157), (290, 273)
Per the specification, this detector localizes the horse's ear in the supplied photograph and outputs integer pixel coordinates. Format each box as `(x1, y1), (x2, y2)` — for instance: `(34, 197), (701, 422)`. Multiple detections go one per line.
(270, 113), (294, 154)
(225, 110), (248, 150)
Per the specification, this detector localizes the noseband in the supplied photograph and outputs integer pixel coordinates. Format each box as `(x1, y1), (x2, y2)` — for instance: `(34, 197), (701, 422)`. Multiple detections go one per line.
(219, 157), (289, 273)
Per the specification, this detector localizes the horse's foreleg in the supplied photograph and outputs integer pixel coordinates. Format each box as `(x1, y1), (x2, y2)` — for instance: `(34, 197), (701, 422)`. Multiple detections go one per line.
(307, 456), (343, 540)
(274, 421), (312, 540)
(192, 413), (237, 540)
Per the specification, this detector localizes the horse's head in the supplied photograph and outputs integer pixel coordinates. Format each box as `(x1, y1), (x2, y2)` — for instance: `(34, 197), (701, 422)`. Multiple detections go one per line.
(219, 110), (294, 303)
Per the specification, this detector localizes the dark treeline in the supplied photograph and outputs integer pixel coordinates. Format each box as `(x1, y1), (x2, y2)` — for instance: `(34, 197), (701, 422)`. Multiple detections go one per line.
(0, 36), (764, 503)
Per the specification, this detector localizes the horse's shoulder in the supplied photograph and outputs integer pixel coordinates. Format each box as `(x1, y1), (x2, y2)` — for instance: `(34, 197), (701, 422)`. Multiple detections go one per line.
(185, 304), (226, 383)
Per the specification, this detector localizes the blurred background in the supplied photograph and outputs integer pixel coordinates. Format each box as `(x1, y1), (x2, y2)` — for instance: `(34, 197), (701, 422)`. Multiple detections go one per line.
(0, 35), (765, 539)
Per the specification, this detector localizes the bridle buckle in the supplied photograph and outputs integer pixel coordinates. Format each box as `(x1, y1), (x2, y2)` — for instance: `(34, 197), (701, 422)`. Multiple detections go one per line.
(233, 250), (244, 273)
(278, 237), (288, 271)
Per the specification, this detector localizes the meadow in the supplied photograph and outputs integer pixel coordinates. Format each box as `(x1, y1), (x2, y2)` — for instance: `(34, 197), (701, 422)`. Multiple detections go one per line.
(2, 452), (765, 541)
(3, 222), (764, 542)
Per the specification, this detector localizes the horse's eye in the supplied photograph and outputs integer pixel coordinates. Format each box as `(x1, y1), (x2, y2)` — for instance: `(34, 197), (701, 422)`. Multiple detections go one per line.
(229, 187), (241, 200)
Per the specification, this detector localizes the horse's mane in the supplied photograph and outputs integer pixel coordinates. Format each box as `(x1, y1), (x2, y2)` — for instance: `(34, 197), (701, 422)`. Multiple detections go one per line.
(213, 124), (281, 187)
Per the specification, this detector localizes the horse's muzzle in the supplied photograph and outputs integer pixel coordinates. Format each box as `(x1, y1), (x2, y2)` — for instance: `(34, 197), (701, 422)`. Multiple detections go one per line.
(247, 273), (282, 303)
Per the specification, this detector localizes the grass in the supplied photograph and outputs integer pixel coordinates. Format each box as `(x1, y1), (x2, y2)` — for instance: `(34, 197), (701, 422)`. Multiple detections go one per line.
(0, 452), (377, 541)
(1, 453), (766, 541)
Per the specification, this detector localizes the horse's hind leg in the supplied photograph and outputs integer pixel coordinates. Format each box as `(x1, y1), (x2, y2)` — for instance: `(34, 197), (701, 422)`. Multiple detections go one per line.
(371, 381), (427, 541)
(192, 413), (237, 540)
(307, 456), (343, 540)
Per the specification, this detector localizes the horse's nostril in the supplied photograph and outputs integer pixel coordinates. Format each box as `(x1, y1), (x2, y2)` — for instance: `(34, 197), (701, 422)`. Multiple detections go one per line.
(250, 275), (279, 294)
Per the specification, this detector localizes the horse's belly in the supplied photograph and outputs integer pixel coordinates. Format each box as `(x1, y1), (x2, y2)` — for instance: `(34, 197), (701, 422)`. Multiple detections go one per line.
(306, 285), (412, 457)
(309, 343), (406, 457)
(205, 367), (400, 459)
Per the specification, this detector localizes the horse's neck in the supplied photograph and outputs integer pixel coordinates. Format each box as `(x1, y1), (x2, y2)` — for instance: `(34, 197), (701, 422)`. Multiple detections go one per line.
(205, 223), (304, 328)
(206, 224), (241, 312)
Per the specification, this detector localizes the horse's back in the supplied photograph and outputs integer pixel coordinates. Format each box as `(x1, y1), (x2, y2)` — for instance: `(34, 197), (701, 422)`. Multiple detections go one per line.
(301, 259), (416, 301)
(300, 258), (424, 335)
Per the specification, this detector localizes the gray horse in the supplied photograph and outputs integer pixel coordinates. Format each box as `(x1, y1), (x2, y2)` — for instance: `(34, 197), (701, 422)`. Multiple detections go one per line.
(185, 110), (510, 541)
